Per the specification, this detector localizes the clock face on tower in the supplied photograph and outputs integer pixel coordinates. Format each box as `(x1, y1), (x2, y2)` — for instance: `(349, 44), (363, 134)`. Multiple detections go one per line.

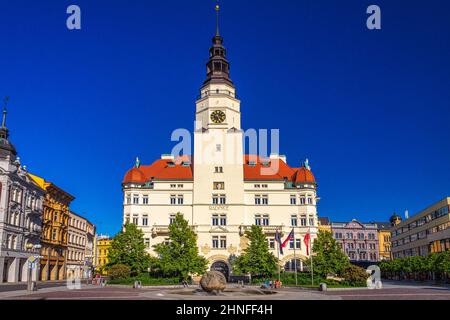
(210, 110), (226, 124)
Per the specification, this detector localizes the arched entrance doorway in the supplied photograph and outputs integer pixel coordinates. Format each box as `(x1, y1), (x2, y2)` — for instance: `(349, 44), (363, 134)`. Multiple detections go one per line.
(210, 261), (229, 280)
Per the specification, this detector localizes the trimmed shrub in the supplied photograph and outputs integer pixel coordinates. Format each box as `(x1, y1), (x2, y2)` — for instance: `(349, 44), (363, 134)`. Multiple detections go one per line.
(340, 264), (368, 285)
(108, 264), (131, 280)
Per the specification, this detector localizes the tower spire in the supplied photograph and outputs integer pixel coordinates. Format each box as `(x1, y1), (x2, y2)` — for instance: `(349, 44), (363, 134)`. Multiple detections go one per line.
(215, 1), (220, 36)
(202, 1), (233, 87)
(0, 96), (16, 156)
(2, 96), (9, 128)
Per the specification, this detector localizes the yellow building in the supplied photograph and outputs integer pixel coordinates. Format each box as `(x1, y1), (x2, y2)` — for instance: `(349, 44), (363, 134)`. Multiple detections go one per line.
(376, 222), (392, 261)
(318, 217), (332, 233)
(391, 198), (449, 259)
(95, 236), (112, 275)
(29, 174), (74, 281)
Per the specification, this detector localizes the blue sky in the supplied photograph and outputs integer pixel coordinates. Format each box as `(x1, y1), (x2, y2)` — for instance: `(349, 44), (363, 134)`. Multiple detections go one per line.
(0, 0), (449, 235)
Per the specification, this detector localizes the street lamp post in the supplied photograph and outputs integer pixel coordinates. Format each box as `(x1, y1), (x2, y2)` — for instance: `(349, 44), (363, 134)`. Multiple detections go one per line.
(26, 243), (42, 292)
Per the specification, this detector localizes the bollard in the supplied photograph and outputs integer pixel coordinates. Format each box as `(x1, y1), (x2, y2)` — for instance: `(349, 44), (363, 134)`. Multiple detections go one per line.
(319, 283), (327, 291)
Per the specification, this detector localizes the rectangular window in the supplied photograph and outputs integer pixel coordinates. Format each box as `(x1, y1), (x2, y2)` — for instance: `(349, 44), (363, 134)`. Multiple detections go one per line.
(177, 184), (184, 188)
(220, 236), (227, 249)
(262, 184), (268, 189)
(212, 194), (226, 205)
(290, 195), (296, 205)
(133, 195), (139, 204)
(126, 195), (131, 204)
(291, 215), (298, 226)
(296, 239), (301, 249)
(307, 197), (313, 204)
(212, 214), (219, 226)
(170, 184), (176, 188)
(214, 167), (223, 173)
(169, 214), (176, 225)
(254, 184), (261, 189)
(170, 195), (176, 205)
(262, 195), (268, 205)
(289, 239), (294, 249)
(212, 236), (219, 249)
(220, 214), (227, 226)
(255, 215), (262, 226)
(132, 216), (138, 225)
(300, 197), (306, 205)
(142, 215), (148, 226)
(144, 238), (150, 248)
(255, 195), (261, 205)
(177, 195), (184, 205)
(309, 217), (314, 226)
(300, 216), (307, 227)
(143, 195), (149, 205)
(269, 238), (275, 249)
(262, 215), (270, 226)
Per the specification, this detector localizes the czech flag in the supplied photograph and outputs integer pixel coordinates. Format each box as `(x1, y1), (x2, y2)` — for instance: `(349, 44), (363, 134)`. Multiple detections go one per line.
(304, 231), (311, 256)
(275, 230), (283, 255)
(281, 229), (295, 248)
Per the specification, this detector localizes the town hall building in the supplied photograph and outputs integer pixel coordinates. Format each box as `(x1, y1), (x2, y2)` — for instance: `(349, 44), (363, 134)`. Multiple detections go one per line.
(122, 6), (319, 279)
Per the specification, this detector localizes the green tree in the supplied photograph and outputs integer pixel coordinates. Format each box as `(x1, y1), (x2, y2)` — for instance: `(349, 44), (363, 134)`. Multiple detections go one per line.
(432, 251), (450, 274)
(152, 213), (207, 280)
(107, 223), (151, 276)
(232, 225), (278, 277)
(307, 230), (350, 277)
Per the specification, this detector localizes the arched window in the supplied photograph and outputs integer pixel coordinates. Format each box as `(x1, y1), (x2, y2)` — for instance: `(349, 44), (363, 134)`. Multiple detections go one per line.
(284, 259), (302, 272)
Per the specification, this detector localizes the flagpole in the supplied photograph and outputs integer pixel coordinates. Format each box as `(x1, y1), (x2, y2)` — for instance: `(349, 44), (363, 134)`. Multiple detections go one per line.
(293, 230), (298, 286)
(310, 230), (314, 286)
(276, 229), (281, 282)
(277, 241), (281, 282)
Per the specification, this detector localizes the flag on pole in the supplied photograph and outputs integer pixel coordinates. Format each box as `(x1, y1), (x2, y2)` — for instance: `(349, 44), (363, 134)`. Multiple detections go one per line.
(275, 229), (283, 255)
(304, 230), (311, 256)
(281, 229), (295, 248)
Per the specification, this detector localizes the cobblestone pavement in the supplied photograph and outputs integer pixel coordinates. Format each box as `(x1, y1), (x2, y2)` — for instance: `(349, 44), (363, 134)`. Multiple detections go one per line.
(1, 283), (449, 300)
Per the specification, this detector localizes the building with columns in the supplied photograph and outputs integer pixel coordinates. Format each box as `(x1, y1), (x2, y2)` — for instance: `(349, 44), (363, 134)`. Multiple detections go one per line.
(0, 105), (45, 283)
(122, 7), (319, 279)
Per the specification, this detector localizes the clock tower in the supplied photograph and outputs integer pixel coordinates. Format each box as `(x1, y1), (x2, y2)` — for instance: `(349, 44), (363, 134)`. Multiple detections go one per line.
(193, 4), (245, 226)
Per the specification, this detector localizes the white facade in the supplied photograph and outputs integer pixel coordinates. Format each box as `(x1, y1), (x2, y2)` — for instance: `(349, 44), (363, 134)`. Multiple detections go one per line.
(0, 109), (45, 283)
(122, 30), (319, 278)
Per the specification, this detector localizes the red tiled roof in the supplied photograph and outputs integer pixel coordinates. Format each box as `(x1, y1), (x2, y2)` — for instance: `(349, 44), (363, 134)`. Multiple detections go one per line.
(123, 155), (316, 184)
(123, 156), (193, 184)
(243, 155), (296, 181)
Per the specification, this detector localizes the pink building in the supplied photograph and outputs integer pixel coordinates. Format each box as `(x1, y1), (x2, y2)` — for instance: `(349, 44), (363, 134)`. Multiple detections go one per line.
(331, 219), (379, 266)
